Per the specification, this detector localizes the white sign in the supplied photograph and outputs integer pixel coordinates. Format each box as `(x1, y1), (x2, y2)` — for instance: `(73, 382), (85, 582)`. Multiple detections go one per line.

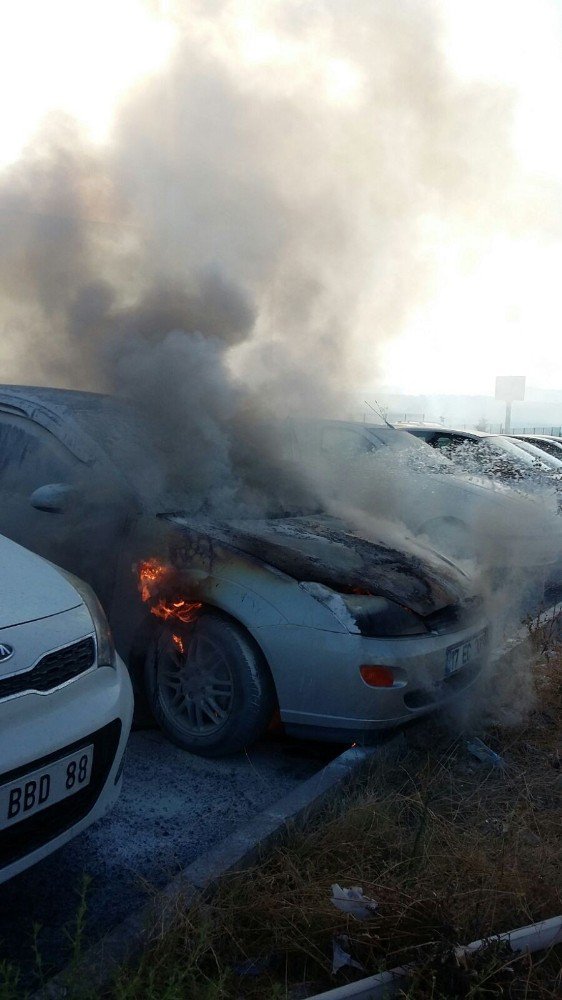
(495, 376), (526, 403)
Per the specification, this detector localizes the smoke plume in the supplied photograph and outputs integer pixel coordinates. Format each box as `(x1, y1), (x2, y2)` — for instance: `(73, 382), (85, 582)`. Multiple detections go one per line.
(0, 1), (530, 502)
(1, 0), (560, 560)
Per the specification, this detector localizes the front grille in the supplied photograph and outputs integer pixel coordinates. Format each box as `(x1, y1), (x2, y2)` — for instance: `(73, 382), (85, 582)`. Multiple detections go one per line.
(0, 719), (122, 869)
(0, 637), (96, 700)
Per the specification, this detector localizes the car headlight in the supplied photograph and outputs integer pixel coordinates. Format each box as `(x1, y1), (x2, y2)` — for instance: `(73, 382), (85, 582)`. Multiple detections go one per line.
(299, 582), (428, 637)
(59, 569), (116, 667)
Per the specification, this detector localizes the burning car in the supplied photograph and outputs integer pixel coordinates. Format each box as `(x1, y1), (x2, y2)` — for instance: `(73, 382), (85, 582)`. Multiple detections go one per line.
(0, 386), (491, 756)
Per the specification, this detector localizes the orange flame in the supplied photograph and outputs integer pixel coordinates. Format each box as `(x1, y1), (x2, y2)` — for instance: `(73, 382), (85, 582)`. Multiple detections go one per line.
(137, 558), (202, 625)
(172, 633), (186, 654)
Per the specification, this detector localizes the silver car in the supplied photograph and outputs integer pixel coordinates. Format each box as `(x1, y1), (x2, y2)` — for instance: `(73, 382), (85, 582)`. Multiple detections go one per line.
(0, 386), (490, 755)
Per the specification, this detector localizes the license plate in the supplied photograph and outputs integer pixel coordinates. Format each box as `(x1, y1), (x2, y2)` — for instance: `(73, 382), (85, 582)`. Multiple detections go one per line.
(446, 628), (488, 677)
(0, 746), (93, 832)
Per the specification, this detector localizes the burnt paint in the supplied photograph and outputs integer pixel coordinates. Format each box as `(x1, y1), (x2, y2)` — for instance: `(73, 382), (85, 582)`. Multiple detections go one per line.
(164, 513), (469, 616)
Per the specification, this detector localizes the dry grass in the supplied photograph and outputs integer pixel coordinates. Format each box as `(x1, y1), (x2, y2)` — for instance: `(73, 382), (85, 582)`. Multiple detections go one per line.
(103, 640), (562, 1000)
(1, 633), (559, 999)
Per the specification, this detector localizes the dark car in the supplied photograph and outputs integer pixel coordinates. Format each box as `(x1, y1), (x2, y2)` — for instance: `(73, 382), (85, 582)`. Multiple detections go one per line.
(0, 386), (490, 756)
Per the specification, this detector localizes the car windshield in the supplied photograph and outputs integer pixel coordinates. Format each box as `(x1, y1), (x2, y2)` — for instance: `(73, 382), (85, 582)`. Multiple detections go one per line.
(360, 428), (456, 473)
(486, 436), (562, 471)
(520, 438), (562, 458)
(507, 437), (562, 468)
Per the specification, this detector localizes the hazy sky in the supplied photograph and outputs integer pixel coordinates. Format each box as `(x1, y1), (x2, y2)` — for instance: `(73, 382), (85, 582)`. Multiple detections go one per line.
(0, 0), (560, 398)
(381, 0), (562, 396)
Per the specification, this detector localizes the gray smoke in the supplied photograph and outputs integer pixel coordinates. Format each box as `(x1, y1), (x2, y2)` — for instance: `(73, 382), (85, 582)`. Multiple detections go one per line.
(0, 6), (512, 386)
(0, 0), (553, 522)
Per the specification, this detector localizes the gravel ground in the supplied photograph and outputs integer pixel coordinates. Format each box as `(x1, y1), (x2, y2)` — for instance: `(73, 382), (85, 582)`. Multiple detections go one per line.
(0, 728), (332, 984)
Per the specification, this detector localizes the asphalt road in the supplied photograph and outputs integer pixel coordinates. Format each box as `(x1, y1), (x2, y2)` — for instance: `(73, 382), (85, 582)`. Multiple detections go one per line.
(0, 728), (333, 985)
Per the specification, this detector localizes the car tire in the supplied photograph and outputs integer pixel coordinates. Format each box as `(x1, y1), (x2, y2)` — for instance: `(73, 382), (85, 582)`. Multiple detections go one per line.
(144, 610), (277, 757)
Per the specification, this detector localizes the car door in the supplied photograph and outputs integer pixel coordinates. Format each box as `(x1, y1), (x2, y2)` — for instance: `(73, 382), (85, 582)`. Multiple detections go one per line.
(0, 411), (132, 610)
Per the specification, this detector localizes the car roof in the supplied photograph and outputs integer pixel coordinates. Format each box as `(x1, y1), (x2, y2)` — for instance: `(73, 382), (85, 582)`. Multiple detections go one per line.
(0, 384), (108, 413)
(0, 384), (127, 467)
(399, 423), (489, 438)
(291, 417), (388, 431)
(291, 417), (428, 436)
(514, 433), (562, 442)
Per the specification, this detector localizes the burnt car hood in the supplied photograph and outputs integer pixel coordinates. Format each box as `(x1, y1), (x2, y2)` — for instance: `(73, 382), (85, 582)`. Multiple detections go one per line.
(163, 513), (471, 616)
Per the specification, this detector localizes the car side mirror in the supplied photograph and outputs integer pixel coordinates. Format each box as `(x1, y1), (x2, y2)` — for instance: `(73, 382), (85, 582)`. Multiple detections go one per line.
(30, 483), (79, 513)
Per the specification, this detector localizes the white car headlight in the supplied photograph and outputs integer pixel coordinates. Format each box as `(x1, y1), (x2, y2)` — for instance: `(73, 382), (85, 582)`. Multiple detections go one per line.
(59, 570), (116, 667)
(299, 582), (428, 637)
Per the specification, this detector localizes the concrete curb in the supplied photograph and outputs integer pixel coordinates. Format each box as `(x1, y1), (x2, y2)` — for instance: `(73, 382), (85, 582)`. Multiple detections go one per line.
(34, 736), (404, 999)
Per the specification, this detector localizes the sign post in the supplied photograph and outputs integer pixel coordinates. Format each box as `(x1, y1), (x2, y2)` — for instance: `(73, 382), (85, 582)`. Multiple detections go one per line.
(495, 376), (526, 433)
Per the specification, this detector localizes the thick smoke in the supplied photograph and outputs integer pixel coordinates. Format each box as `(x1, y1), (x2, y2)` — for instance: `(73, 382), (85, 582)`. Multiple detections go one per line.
(1, 1), (560, 733)
(0, 0), (527, 510)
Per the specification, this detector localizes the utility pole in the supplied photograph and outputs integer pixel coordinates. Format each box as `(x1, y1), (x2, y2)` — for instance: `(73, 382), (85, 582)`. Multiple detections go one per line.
(495, 376), (525, 435)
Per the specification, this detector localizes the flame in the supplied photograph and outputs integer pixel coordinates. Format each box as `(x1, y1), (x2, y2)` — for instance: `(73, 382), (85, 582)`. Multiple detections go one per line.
(137, 558), (202, 624)
(150, 596), (203, 623)
(172, 633), (185, 654)
(138, 558), (168, 602)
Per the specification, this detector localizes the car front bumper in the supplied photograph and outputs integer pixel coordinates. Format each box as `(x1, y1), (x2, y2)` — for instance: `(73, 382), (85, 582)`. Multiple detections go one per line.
(0, 657), (133, 885)
(252, 618), (490, 742)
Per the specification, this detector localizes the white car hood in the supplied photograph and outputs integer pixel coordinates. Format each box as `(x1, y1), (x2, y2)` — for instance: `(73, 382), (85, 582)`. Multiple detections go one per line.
(0, 535), (82, 628)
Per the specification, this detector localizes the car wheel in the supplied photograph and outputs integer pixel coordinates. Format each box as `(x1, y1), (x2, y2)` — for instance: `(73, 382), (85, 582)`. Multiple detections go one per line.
(144, 611), (276, 757)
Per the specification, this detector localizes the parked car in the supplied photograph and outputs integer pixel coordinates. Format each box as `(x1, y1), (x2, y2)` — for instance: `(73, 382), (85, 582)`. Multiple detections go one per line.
(0, 533), (133, 885)
(0, 386), (491, 756)
(282, 419), (562, 566)
(402, 425), (562, 498)
(512, 434), (562, 460)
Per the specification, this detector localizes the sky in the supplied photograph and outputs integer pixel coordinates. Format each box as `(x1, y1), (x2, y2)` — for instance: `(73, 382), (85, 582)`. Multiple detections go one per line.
(0, 0), (561, 399)
(381, 0), (562, 396)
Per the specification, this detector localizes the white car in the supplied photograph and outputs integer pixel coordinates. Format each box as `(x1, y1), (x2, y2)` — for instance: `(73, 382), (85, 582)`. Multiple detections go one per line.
(285, 419), (562, 567)
(0, 534), (133, 885)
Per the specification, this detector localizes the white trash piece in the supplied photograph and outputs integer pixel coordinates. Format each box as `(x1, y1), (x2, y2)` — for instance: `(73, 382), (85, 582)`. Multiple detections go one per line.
(331, 885), (379, 921)
(332, 936), (365, 975)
